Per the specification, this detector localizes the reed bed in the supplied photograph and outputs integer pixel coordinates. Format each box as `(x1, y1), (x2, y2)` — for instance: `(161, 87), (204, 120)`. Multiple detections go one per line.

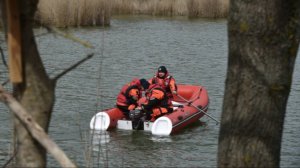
(111, 0), (229, 17)
(36, 0), (229, 27)
(36, 0), (111, 27)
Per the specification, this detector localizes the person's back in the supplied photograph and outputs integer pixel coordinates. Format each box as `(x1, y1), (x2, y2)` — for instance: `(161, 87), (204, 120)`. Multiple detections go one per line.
(149, 66), (177, 101)
(141, 83), (173, 121)
(116, 78), (149, 118)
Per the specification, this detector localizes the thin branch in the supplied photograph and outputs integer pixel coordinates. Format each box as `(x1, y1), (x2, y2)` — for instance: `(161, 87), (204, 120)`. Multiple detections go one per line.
(2, 147), (17, 168)
(52, 53), (94, 82)
(0, 86), (77, 168)
(43, 25), (94, 49)
(1, 79), (9, 86)
(35, 32), (50, 37)
(0, 46), (7, 67)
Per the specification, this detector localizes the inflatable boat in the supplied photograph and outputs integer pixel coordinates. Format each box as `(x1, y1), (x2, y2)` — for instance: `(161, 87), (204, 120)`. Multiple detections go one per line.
(90, 84), (210, 136)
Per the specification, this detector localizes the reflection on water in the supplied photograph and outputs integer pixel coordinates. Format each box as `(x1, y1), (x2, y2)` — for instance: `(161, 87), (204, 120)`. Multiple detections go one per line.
(90, 120), (208, 145)
(150, 136), (173, 143)
(91, 130), (110, 147)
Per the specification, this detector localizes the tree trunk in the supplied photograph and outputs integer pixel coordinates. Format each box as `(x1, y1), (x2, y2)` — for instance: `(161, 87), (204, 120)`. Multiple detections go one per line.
(218, 0), (300, 167)
(10, 0), (55, 167)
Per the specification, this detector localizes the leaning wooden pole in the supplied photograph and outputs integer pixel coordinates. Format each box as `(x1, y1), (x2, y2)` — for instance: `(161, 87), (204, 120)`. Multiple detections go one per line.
(6, 0), (22, 83)
(0, 85), (77, 168)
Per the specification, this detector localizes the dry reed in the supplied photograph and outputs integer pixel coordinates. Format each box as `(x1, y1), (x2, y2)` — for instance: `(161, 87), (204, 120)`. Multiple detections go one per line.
(36, 0), (229, 27)
(110, 0), (229, 17)
(36, 0), (111, 27)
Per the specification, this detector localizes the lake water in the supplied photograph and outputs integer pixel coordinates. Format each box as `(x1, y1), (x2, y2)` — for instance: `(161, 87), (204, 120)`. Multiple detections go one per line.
(0, 16), (299, 167)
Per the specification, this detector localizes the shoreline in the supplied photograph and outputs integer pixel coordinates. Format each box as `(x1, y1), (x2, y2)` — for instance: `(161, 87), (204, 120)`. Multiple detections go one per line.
(36, 0), (229, 27)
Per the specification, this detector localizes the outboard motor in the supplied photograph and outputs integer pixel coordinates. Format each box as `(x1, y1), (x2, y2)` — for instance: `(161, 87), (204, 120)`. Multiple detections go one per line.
(129, 110), (145, 130)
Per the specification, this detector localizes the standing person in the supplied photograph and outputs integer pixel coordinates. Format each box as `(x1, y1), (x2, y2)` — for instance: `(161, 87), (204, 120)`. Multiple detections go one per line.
(139, 82), (173, 121)
(116, 78), (150, 118)
(149, 66), (177, 101)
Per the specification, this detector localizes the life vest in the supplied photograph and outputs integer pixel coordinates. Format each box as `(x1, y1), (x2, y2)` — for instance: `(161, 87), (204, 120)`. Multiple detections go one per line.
(151, 107), (169, 119)
(145, 84), (170, 108)
(129, 78), (141, 86)
(116, 83), (140, 106)
(151, 73), (173, 92)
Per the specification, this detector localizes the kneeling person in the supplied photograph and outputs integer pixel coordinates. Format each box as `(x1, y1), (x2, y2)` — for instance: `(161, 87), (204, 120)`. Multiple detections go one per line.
(141, 82), (173, 121)
(116, 78), (150, 119)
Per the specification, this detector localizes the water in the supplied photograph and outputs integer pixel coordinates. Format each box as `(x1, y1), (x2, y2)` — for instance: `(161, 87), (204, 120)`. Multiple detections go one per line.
(0, 16), (299, 167)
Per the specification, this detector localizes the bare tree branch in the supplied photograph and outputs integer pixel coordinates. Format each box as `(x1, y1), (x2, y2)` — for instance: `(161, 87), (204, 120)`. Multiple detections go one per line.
(52, 53), (94, 82)
(0, 85), (77, 168)
(43, 25), (94, 49)
(0, 46), (7, 67)
(2, 147), (17, 168)
(1, 79), (9, 86)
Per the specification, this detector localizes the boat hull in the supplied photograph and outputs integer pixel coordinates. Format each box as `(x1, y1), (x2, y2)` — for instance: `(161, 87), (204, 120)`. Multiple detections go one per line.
(152, 85), (209, 135)
(90, 84), (209, 135)
(90, 108), (125, 130)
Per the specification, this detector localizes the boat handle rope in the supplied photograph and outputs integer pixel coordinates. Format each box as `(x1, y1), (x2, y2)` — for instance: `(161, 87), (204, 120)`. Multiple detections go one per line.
(177, 94), (220, 125)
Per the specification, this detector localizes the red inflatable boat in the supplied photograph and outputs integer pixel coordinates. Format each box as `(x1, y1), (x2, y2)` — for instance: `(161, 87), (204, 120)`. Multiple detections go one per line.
(90, 84), (210, 136)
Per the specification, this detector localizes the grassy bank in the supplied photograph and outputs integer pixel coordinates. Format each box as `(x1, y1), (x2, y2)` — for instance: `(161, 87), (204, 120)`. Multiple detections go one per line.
(36, 0), (229, 27)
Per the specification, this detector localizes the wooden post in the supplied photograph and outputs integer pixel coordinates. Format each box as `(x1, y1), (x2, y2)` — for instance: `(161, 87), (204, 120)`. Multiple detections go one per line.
(6, 0), (22, 83)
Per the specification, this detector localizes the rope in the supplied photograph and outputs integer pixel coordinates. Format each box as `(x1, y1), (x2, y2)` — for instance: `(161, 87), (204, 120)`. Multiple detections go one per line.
(96, 13), (106, 168)
(88, 10), (109, 168)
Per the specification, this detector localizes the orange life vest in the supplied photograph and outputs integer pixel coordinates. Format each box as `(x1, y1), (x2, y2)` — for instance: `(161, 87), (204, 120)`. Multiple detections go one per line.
(151, 73), (177, 99)
(129, 78), (141, 86)
(145, 84), (170, 108)
(116, 82), (141, 107)
(151, 73), (172, 91)
(144, 84), (173, 121)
